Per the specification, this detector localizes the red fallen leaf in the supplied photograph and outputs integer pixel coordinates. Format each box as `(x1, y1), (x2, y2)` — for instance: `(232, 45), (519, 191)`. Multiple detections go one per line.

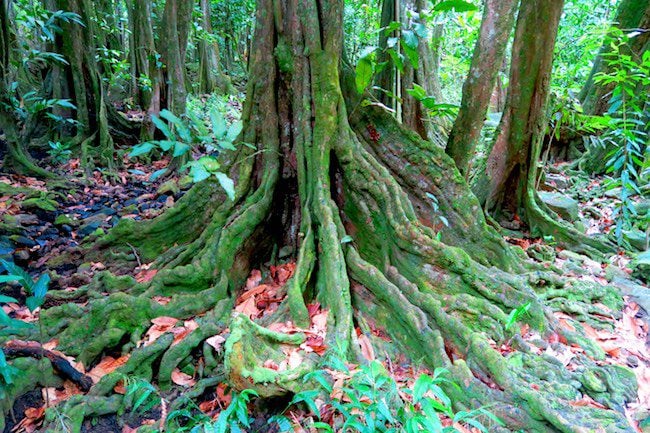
(171, 369), (196, 387)
(570, 395), (608, 409)
(199, 398), (219, 414)
(270, 262), (296, 286)
(238, 283), (272, 303)
(152, 296), (172, 305)
(302, 334), (327, 355)
(531, 383), (540, 390)
(216, 382), (232, 407)
(114, 380), (127, 395)
(307, 303), (321, 317)
(151, 316), (179, 328)
(205, 335), (226, 351)
(122, 425), (138, 433)
(88, 355), (130, 382)
(246, 269), (262, 289)
(358, 334), (375, 361)
(135, 268), (157, 283)
(235, 296), (259, 318)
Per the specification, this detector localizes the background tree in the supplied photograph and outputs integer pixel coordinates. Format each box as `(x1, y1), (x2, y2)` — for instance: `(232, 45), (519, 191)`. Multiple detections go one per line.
(579, 0), (650, 116)
(445, 0), (518, 177)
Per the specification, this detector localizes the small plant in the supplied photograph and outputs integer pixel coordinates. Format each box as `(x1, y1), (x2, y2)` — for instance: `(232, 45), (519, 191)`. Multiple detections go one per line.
(271, 355), (503, 433)
(128, 108), (240, 200)
(595, 29), (650, 245)
(47, 141), (73, 164)
(210, 389), (259, 433)
(123, 376), (162, 417)
(504, 302), (532, 331)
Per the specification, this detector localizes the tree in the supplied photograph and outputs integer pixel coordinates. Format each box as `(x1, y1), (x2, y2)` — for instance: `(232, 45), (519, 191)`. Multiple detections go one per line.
(446, 0), (518, 177)
(474, 0), (612, 256)
(579, 0), (650, 116)
(54, 0), (116, 171)
(198, 0), (235, 94)
(159, 0), (193, 115)
(23, 0), (636, 431)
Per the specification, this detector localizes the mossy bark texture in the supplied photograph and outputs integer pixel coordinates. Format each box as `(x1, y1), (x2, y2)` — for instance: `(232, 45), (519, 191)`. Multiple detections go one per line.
(10, 1), (637, 432)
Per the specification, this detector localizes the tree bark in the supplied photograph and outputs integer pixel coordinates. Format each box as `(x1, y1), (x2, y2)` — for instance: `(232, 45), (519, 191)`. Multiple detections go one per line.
(159, 0), (193, 115)
(477, 0), (611, 255)
(401, 0), (447, 146)
(198, 0), (234, 94)
(446, 0), (519, 177)
(55, 0), (115, 171)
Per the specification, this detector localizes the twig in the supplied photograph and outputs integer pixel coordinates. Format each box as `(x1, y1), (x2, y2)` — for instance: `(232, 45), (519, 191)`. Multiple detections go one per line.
(127, 242), (142, 268)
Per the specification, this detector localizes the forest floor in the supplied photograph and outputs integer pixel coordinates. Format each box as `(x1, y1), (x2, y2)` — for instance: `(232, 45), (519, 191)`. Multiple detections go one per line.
(1, 148), (649, 432)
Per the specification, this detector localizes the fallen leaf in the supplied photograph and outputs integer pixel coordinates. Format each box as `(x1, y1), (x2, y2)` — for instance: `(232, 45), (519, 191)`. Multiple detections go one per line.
(358, 334), (375, 361)
(206, 335), (226, 351)
(171, 369), (196, 387)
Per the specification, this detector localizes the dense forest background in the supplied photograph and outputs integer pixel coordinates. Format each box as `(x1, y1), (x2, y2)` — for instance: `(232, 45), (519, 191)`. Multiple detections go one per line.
(0, 0), (649, 432)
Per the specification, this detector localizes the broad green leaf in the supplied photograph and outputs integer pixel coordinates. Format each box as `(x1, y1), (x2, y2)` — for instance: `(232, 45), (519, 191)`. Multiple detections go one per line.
(157, 140), (176, 152)
(0, 295), (18, 304)
(401, 29), (419, 50)
(210, 108), (228, 138)
(433, 0), (478, 12)
(226, 121), (243, 142)
(215, 172), (235, 201)
(159, 109), (192, 143)
(149, 168), (167, 182)
(189, 164), (211, 183)
(172, 142), (191, 157)
(402, 43), (419, 69)
(218, 140), (237, 151)
(129, 142), (156, 157)
(356, 57), (374, 94)
(406, 84), (427, 101)
(32, 274), (50, 299)
(151, 114), (174, 140)
(0, 275), (22, 284)
(1, 261), (33, 289)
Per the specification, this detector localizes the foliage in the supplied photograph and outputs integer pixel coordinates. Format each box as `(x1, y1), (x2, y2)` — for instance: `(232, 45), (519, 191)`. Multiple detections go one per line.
(269, 355), (502, 433)
(595, 29), (650, 244)
(123, 376), (162, 417)
(129, 105), (241, 200)
(47, 141), (73, 164)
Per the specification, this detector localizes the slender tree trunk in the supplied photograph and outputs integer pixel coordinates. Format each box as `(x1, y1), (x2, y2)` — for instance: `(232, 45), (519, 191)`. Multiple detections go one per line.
(579, 0), (650, 115)
(445, 0), (519, 176)
(54, 0), (115, 171)
(400, 0), (447, 146)
(477, 0), (609, 255)
(159, 0), (193, 115)
(198, 0), (234, 94)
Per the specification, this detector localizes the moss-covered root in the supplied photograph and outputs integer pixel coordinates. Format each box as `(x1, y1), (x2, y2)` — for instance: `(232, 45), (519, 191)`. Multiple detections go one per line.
(525, 188), (614, 258)
(224, 314), (312, 397)
(0, 358), (62, 433)
(42, 395), (123, 433)
(347, 249), (635, 433)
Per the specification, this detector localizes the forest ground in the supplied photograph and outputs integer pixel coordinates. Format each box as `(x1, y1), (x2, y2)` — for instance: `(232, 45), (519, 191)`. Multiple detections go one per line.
(1, 103), (649, 432)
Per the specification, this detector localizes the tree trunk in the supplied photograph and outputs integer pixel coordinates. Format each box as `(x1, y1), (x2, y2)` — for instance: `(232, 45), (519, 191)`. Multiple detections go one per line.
(198, 0), (234, 94)
(400, 0), (447, 146)
(476, 0), (611, 255)
(159, 0), (193, 115)
(32, 1), (635, 432)
(579, 0), (650, 115)
(0, 0), (56, 177)
(446, 0), (519, 177)
(54, 0), (115, 171)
